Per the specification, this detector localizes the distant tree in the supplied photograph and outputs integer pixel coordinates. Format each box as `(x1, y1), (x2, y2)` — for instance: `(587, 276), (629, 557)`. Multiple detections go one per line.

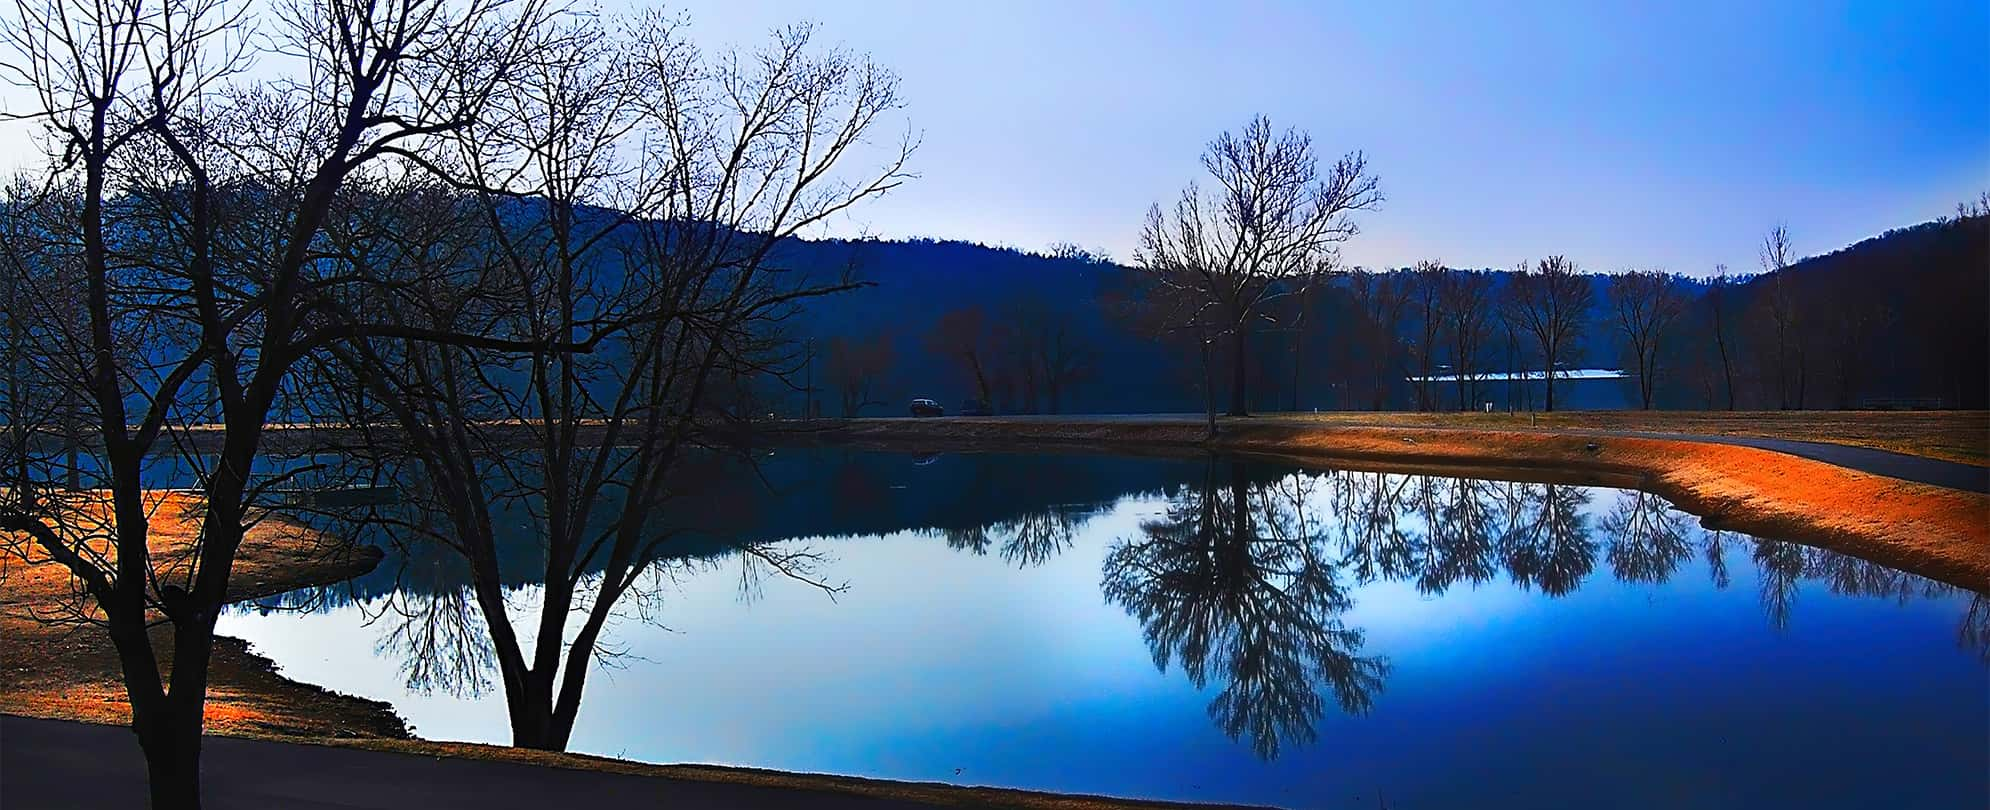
(1496, 314), (1531, 411)
(1501, 256), (1591, 411)
(1045, 242), (1113, 264)
(1135, 115), (1380, 418)
(1706, 264), (1738, 410)
(1760, 224), (1804, 409)
(1346, 268), (1411, 410)
(1609, 270), (1687, 409)
(1436, 268), (1496, 411)
(1820, 263), (1889, 408)
(1956, 191), (1990, 220)
(827, 335), (898, 417)
(925, 306), (994, 408)
(995, 296), (1095, 414)
(1407, 261), (1445, 410)
(1031, 312), (1096, 415)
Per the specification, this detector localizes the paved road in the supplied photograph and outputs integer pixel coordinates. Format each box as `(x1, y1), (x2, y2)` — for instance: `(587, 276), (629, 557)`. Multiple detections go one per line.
(898, 414), (1990, 494)
(1581, 429), (1990, 493)
(0, 716), (930, 810)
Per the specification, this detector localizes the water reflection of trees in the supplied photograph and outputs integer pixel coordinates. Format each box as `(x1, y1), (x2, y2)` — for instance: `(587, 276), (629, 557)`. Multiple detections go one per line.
(1601, 490), (1692, 584)
(1102, 460), (1387, 759)
(1079, 459), (1988, 759)
(263, 451), (1985, 761)
(943, 508), (1082, 568)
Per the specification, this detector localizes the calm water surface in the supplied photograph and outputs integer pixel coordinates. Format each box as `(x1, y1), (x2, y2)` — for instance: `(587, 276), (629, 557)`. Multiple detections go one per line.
(215, 451), (1988, 809)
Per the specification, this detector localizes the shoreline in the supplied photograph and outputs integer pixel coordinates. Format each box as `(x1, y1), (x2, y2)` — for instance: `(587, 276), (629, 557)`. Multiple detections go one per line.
(796, 416), (1990, 592)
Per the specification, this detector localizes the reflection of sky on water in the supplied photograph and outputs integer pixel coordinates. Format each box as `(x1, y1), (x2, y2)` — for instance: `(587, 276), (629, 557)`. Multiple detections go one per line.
(217, 461), (1987, 810)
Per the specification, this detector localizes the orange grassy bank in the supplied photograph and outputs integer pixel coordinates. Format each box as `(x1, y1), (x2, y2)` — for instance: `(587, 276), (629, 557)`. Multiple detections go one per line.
(0, 491), (408, 738)
(811, 417), (1990, 592)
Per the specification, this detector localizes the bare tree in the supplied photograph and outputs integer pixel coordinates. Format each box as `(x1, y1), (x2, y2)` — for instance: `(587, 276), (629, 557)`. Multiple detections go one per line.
(1005, 297), (1094, 415)
(826, 334), (897, 417)
(1345, 267), (1411, 410)
(925, 306), (993, 408)
(1706, 263), (1738, 410)
(1500, 257), (1591, 412)
(1407, 260), (1444, 410)
(1436, 268), (1496, 411)
(1609, 270), (1686, 409)
(1135, 115), (1380, 418)
(325, 15), (910, 752)
(1760, 224), (1802, 409)
(0, 0), (548, 804)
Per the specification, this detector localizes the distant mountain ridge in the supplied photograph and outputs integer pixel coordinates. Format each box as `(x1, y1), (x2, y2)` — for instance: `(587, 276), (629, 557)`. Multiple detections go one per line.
(757, 211), (1987, 412)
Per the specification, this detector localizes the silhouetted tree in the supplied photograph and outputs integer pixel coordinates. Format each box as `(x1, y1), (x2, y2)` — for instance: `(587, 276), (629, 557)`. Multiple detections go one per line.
(1436, 268), (1496, 411)
(1134, 115), (1380, 417)
(826, 335), (898, 417)
(925, 307), (994, 408)
(1501, 256), (1590, 411)
(1706, 264), (1738, 409)
(1609, 270), (1687, 409)
(1000, 296), (1095, 415)
(323, 15), (908, 752)
(0, 0), (551, 802)
(1408, 260), (1445, 410)
(1760, 224), (1804, 409)
(1346, 268), (1411, 410)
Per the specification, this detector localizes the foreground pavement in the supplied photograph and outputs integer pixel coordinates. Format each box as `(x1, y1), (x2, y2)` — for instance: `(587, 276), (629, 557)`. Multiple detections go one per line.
(0, 716), (931, 810)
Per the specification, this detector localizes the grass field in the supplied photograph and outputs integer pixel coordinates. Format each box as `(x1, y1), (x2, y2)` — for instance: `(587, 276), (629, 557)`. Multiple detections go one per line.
(1250, 410), (1990, 466)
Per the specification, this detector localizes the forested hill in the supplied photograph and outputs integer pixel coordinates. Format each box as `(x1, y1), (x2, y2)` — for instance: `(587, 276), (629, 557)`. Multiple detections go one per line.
(764, 211), (1988, 415)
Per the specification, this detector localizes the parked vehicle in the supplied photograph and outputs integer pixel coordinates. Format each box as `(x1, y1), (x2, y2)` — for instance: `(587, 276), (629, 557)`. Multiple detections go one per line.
(909, 398), (945, 417)
(959, 398), (992, 416)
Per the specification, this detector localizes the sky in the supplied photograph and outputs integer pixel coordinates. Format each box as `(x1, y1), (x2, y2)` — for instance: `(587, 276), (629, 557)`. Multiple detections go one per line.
(2, 0), (1984, 274)
(641, 0), (1990, 274)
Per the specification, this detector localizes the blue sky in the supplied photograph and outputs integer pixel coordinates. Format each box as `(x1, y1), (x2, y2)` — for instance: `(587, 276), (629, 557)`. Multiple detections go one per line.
(655, 0), (1989, 274)
(1, 1), (1981, 274)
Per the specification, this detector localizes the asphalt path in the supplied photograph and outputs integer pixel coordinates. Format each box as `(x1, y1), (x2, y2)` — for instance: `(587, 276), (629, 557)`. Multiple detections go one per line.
(0, 715), (933, 810)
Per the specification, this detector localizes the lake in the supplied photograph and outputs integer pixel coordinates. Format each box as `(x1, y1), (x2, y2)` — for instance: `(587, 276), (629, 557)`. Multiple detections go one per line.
(214, 450), (1988, 809)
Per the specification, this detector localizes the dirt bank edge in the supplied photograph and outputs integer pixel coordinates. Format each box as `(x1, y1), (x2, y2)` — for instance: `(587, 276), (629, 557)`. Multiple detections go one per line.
(795, 418), (1990, 593)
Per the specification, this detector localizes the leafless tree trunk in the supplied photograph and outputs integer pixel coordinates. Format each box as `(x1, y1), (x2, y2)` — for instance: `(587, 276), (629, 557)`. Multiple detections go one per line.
(1409, 261), (1444, 410)
(1437, 268), (1495, 411)
(325, 15), (908, 752)
(1501, 257), (1590, 412)
(1608, 270), (1685, 409)
(926, 307), (994, 408)
(1347, 268), (1410, 410)
(1761, 224), (1801, 409)
(1707, 263), (1737, 410)
(0, 0), (547, 804)
(1134, 116), (1380, 417)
